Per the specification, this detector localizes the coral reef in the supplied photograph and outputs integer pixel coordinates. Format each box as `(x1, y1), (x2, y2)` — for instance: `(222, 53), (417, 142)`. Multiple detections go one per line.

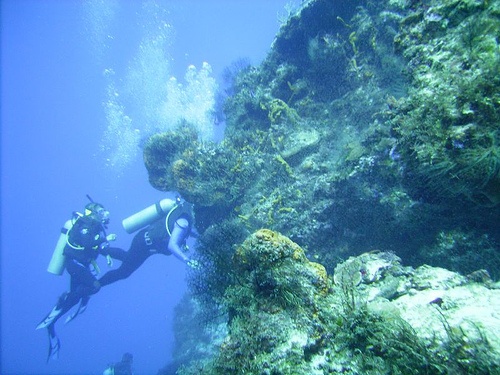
(174, 233), (500, 374)
(144, 0), (499, 277)
(143, 124), (198, 190)
(390, 0), (500, 207)
(142, 0), (500, 372)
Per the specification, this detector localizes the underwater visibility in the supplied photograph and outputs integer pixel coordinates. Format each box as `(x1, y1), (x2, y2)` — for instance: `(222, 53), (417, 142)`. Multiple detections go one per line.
(141, 0), (500, 373)
(22, 0), (500, 373)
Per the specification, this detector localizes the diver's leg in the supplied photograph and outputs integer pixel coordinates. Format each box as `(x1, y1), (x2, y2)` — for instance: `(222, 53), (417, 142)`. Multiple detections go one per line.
(62, 260), (101, 324)
(36, 291), (69, 330)
(37, 259), (94, 330)
(67, 259), (100, 294)
(106, 246), (127, 261)
(98, 231), (150, 287)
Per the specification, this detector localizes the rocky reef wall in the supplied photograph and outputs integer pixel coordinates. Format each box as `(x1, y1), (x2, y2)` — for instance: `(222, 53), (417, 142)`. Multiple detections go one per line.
(144, 0), (500, 278)
(145, 0), (500, 372)
(172, 231), (500, 374)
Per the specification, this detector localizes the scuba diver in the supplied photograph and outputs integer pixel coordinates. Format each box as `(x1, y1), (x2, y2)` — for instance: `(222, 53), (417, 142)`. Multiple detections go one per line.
(103, 352), (134, 375)
(36, 196), (121, 361)
(98, 195), (199, 288)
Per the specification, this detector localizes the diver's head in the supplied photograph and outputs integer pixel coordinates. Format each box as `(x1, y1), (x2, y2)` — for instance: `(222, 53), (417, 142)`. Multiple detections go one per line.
(121, 352), (133, 364)
(85, 202), (110, 225)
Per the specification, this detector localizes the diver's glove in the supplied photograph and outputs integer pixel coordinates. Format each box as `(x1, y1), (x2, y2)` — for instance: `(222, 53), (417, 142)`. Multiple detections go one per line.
(187, 259), (201, 270)
(106, 233), (117, 241)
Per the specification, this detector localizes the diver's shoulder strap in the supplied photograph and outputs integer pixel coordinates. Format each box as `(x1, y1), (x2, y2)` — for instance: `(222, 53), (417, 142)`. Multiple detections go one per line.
(166, 199), (194, 236)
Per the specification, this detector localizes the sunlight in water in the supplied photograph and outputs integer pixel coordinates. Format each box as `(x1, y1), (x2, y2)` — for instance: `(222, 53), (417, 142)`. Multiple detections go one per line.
(84, 0), (217, 173)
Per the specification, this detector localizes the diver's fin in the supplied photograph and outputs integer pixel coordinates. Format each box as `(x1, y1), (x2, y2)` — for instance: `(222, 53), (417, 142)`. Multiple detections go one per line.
(64, 296), (89, 325)
(46, 326), (61, 362)
(36, 305), (62, 330)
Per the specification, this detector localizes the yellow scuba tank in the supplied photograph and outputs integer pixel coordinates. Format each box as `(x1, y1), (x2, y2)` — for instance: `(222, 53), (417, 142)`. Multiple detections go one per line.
(47, 219), (73, 275)
(122, 198), (176, 234)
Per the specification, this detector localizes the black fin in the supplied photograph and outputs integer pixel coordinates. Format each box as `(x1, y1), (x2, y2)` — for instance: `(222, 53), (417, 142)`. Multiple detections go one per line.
(47, 325), (61, 362)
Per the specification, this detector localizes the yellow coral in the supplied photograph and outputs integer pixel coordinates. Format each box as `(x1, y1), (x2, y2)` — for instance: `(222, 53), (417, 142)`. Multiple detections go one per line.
(308, 262), (329, 295)
(275, 154), (294, 177)
(171, 159), (196, 190)
(263, 98), (300, 124)
(238, 229), (307, 268)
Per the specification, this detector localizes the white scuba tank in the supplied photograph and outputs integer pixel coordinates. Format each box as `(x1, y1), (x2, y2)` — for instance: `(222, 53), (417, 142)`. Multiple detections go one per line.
(122, 198), (176, 234)
(47, 219), (73, 275)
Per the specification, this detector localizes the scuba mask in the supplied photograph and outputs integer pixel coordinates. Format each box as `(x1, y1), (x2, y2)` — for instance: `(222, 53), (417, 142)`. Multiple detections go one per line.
(85, 203), (110, 225)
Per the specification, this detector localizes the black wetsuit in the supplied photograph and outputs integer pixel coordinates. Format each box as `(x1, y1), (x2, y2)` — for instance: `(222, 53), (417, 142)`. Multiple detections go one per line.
(62, 214), (112, 298)
(48, 215), (121, 321)
(38, 212), (124, 361)
(105, 353), (133, 375)
(99, 211), (192, 287)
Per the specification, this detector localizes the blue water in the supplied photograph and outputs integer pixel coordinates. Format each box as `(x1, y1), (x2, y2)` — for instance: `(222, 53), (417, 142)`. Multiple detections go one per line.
(0, 1), (293, 374)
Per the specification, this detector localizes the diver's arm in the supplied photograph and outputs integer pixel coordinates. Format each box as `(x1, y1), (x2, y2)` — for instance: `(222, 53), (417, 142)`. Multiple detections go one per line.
(167, 218), (190, 263)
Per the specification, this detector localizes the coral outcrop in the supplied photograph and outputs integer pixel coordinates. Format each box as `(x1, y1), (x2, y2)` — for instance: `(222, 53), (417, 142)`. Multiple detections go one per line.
(144, 0), (500, 279)
(174, 231), (500, 374)
(143, 0), (500, 372)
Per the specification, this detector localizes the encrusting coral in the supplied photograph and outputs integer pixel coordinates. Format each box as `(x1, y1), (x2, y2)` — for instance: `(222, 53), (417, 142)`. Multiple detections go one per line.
(174, 231), (500, 375)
